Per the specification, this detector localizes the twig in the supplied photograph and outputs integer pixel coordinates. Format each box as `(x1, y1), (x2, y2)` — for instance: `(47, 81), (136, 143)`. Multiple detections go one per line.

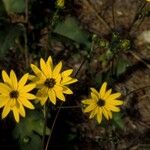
(85, 0), (112, 31)
(56, 106), (81, 109)
(129, 1), (147, 32)
(45, 102), (63, 150)
(112, 0), (116, 29)
(24, 0), (29, 68)
(125, 85), (150, 97)
(42, 104), (47, 149)
(129, 51), (150, 69)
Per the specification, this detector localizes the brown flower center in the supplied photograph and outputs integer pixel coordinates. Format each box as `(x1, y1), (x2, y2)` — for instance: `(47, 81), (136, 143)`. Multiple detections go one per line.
(9, 90), (19, 99)
(97, 99), (105, 107)
(44, 78), (56, 88)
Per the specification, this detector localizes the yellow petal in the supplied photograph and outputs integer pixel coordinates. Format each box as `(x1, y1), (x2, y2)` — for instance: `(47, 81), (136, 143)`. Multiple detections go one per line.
(62, 86), (73, 94)
(90, 88), (99, 97)
(20, 84), (35, 93)
(36, 87), (48, 97)
(84, 103), (96, 113)
(0, 96), (9, 108)
(102, 107), (109, 120)
(10, 70), (18, 90)
(107, 110), (112, 119)
(46, 56), (53, 71)
(82, 99), (93, 105)
(48, 89), (56, 104)
(99, 82), (107, 98)
(107, 93), (121, 101)
(13, 107), (20, 123)
(22, 93), (36, 99)
(110, 100), (123, 106)
(31, 64), (46, 80)
(108, 105), (120, 112)
(62, 78), (78, 85)
(40, 96), (48, 105)
(54, 85), (63, 91)
(89, 107), (98, 119)
(55, 90), (65, 101)
(62, 69), (73, 77)
(36, 87), (48, 105)
(2, 70), (11, 86)
(55, 74), (61, 83)
(2, 101), (11, 119)
(0, 83), (11, 95)
(18, 73), (28, 90)
(103, 89), (112, 99)
(19, 103), (25, 117)
(91, 92), (99, 101)
(19, 97), (34, 109)
(97, 108), (102, 124)
(61, 76), (72, 83)
(28, 74), (35, 81)
(52, 61), (62, 77)
(40, 58), (52, 77)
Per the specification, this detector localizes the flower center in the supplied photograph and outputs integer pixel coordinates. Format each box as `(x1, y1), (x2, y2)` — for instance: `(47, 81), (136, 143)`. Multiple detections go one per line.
(44, 78), (56, 88)
(9, 90), (19, 99)
(97, 99), (105, 107)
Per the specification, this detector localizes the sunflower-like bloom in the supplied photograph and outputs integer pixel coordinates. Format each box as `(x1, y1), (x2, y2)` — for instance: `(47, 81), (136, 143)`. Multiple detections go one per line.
(82, 82), (123, 124)
(56, 0), (65, 8)
(30, 56), (77, 105)
(0, 70), (36, 123)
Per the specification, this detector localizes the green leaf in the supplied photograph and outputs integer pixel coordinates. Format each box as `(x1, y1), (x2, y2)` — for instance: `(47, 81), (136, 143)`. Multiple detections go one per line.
(2, 0), (25, 13)
(112, 112), (124, 129)
(0, 24), (25, 56)
(19, 133), (42, 150)
(13, 110), (50, 150)
(54, 16), (91, 48)
(116, 58), (131, 76)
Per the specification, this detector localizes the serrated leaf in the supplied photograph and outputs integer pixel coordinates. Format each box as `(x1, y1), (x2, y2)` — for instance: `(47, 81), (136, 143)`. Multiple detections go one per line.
(2, 0), (25, 13)
(54, 16), (91, 48)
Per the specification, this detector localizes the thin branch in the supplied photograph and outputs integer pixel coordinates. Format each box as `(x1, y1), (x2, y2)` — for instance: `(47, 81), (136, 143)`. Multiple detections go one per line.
(129, 51), (150, 69)
(24, 0), (29, 68)
(125, 85), (150, 97)
(56, 105), (81, 109)
(85, 0), (112, 32)
(45, 102), (63, 150)
(112, 0), (116, 29)
(129, 1), (147, 32)
(25, 0), (29, 23)
(42, 104), (47, 149)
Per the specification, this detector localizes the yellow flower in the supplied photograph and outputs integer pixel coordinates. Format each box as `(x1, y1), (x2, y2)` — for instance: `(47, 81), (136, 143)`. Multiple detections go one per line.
(146, 0), (150, 2)
(30, 56), (77, 105)
(0, 70), (36, 123)
(82, 82), (123, 124)
(56, 0), (65, 8)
